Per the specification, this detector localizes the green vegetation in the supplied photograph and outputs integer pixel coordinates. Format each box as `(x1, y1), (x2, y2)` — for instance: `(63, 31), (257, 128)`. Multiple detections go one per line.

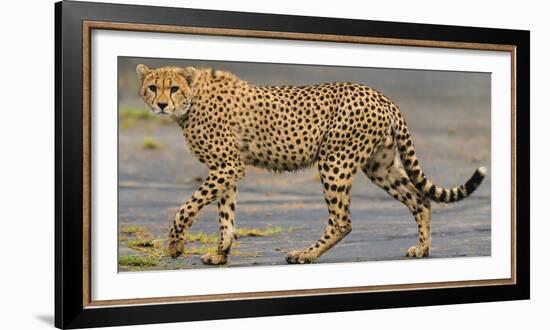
(120, 225), (145, 234)
(119, 225), (166, 258)
(120, 118), (137, 129)
(185, 231), (218, 244)
(118, 224), (288, 270)
(141, 135), (163, 149)
(120, 107), (157, 120)
(119, 106), (172, 129)
(184, 245), (219, 256)
(119, 255), (158, 267)
(127, 239), (156, 248)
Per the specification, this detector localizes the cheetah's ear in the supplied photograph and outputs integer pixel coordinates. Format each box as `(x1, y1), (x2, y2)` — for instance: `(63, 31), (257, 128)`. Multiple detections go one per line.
(136, 64), (151, 81)
(175, 66), (197, 86)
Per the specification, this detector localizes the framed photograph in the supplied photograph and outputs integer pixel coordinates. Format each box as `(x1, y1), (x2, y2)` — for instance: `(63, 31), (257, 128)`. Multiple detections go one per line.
(55, 1), (530, 328)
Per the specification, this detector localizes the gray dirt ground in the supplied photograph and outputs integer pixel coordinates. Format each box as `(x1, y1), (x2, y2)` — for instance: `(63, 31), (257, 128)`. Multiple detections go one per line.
(118, 60), (491, 271)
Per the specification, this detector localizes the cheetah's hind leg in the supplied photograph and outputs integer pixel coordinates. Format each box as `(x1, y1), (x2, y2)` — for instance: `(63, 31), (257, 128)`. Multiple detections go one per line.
(286, 155), (356, 264)
(363, 138), (432, 258)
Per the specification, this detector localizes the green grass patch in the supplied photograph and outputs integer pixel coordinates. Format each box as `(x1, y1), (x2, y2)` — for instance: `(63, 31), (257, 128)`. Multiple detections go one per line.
(119, 225), (287, 266)
(127, 239), (155, 248)
(184, 245), (219, 255)
(141, 136), (163, 149)
(120, 225), (145, 234)
(236, 226), (283, 237)
(120, 107), (157, 121)
(119, 255), (158, 267)
(120, 117), (136, 129)
(119, 106), (173, 128)
(185, 231), (218, 244)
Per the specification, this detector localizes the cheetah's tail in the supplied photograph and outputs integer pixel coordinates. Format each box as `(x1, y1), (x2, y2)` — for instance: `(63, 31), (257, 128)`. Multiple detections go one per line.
(391, 119), (487, 204)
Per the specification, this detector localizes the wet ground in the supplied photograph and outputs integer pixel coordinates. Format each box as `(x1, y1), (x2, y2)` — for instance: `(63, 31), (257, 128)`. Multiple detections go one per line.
(118, 96), (491, 271)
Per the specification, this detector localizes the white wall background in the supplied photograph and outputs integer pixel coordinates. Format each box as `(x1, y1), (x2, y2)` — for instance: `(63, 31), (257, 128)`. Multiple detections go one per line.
(0, 0), (545, 329)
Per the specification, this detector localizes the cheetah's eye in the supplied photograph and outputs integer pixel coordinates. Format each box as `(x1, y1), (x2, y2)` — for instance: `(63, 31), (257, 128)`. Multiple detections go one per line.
(171, 86), (179, 93)
(148, 85), (157, 92)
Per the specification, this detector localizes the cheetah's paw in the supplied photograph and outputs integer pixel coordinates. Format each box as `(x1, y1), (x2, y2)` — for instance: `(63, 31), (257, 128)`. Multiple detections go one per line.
(285, 250), (316, 264)
(405, 245), (430, 258)
(200, 253), (228, 265)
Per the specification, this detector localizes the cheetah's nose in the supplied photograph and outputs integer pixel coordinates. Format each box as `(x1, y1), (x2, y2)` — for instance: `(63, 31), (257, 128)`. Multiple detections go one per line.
(157, 102), (168, 110)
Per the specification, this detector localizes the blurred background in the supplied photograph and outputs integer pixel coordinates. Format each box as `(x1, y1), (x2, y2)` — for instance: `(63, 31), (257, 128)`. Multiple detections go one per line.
(117, 56), (491, 271)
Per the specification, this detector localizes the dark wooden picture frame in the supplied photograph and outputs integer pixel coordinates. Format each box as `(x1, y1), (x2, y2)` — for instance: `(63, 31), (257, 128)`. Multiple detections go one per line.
(55, 1), (530, 328)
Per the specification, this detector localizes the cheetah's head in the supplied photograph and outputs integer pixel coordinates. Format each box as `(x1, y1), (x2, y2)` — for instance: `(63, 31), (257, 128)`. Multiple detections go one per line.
(136, 64), (197, 118)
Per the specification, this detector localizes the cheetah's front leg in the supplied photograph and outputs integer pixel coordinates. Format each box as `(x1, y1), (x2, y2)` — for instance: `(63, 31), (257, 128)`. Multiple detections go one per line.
(168, 166), (244, 262)
(200, 185), (238, 265)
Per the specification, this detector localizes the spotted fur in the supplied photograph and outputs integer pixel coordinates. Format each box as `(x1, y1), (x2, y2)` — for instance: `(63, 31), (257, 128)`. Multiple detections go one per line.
(137, 64), (487, 264)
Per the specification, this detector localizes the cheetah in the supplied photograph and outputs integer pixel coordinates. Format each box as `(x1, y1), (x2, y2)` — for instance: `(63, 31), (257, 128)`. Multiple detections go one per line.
(136, 64), (487, 265)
